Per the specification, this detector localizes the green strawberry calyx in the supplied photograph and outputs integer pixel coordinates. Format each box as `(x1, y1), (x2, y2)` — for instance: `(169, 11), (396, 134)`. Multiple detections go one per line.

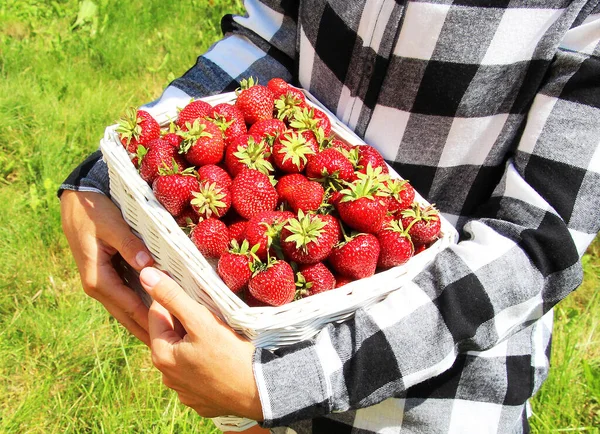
(177, 119), (214, 153)
(277, 130), (315, 168)
(233, 136), (274, 175)
(284, 210), (327, 253)
(190, 182), (228, 218)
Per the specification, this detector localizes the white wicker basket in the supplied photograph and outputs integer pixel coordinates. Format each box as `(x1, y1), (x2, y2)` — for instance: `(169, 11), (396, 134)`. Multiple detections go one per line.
(100, 90), (458, 431)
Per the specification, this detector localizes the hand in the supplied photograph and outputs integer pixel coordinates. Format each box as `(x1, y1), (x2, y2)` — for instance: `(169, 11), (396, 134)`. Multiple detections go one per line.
(140, 267), (263, 421)
(60, 190), (154, 345)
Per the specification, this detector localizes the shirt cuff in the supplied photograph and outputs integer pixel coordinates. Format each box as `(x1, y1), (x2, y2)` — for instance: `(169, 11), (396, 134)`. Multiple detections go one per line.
(253, 338), (332, 428)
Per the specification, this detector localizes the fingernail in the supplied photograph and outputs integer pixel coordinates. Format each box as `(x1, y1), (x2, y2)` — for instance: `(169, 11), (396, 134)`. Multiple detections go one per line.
(136, 251), (152, 267)
(140, 268), (161, 288)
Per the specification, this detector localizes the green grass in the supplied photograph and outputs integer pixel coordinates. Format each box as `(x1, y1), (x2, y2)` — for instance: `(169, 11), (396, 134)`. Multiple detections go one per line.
(0, 1), (598, 432)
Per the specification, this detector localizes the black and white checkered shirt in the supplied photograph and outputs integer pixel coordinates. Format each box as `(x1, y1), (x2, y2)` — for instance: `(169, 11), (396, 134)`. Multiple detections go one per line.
(61, 1), (600, 432)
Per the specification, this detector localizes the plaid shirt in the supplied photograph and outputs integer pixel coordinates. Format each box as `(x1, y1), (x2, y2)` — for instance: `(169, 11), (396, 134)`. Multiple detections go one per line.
(61, 0), (600, 432)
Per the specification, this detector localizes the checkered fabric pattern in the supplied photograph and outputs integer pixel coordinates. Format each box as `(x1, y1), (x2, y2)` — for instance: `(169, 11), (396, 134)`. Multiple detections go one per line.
(60, 0), (600, 432)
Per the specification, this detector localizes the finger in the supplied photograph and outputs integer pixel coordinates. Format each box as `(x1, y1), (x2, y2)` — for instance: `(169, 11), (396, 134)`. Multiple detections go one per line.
(99, 216), (154, 272)
(140, 268), (202, 334)
(148, 301), (181, 370)
(103, 300), (151, 346)
(83, 261), (151, 333)
(148, 300), (182, 346)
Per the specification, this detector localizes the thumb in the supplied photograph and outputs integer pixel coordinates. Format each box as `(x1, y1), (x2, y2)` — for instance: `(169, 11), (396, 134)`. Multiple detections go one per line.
(140, 267), (202, 335)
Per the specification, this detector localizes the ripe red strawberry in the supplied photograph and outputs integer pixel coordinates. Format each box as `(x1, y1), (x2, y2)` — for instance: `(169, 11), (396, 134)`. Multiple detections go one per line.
(328, 233), (380, 280)
(267, 77), (291, 99)
(152, 163), (199, 217)
(138, 138), (187, 184)
(228, 219), (249, 244)
(209, 103), (248, 145)
(280, 212), (340, 264)
(330, 138), (353, 152)
(244, 289), (270, 307)
(286, 181), (325, 213)
(384, 178), (415, 215)
(354, 145), (389, 176)
(248, 259), (296, 306)
(401, 204), (442, 246)
(191, 181), (231, 219)
(116, 108), (161, 154)
(272, 130), (316, 173)
(276, 173), (310, 204)
(335, 177), (389, 234)
(230, 169), (278, 219)
(305, 148), (354, 185)
(177, 99), (213, 130)
(290, 106), (331, 138)
(217, 239), (258, 293)
(162, 131), (184, 148)
(274, 91), (307, 123)
(197, 164), (232, 190)
(138, 139), (187, 185)
(225, 134), (273, 177)
(190, 218), (230, 259)
(334, 273), (354, 288)
(296, 262), (336, 297)
(235, 77), (275, 125)
(248, 118), (287, 144)
(175, 206), (200, 227)
(244, 210), (294, 260)
(178, 119), (225, 167)
(376, 219), (414, 269)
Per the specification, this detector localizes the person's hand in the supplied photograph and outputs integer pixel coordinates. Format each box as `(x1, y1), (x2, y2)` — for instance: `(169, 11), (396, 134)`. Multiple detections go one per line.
(140, 267), (263, 421)
(60, 190), (154, 345)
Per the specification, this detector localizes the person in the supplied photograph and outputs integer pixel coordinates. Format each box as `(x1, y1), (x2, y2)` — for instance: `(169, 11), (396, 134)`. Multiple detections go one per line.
(59, 1), (600, 432)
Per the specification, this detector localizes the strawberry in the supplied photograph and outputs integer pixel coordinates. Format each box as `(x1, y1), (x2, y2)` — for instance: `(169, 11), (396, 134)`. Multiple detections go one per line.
(354, 145), (389, 176)
(286, 180), (325, 213)
(267, 77), (291, 99)
(272, 130), (316, 173)
(217, 239), (258, 293)
(177, 99), (213, 130)
(230, 169), (278, 219)
(328, 233), (380, 280)
(335, 176), (389, 234)
(138, 138), (187, 185)
(244, 289), (270, 307)
(235, 77), (275, 125)
(244, 210), (294, 260)
(248, 118), (287, 145)
(305, 148), (354, 186)
(248, 259), (296, 306)
(209, 103), (248, 145)
(175, 206), (200, 228)
(189, 218), (230, 259)
(296, 262), (336, 298)
(276, 173), (310, 204)
(197, 164), (232, 190)
(330, 138), (353, 152)
(116, 108), (161, 154)
(289, 106), (331, 138)
(401, 204), (442, 246)
(225, 134), (273, 177)
(274, 91), (307, 123)
(334, 273), (354, 288)
(152, 163), (199, 217)
(178, 119), (225, 167)
(376, 219), (414, 269)
(228, 219), (249, 244)
(280, 211), (340, 264)
(384, 178), (415, 215)
(190, 181), (231, 219)
(162, 131), (184, 148)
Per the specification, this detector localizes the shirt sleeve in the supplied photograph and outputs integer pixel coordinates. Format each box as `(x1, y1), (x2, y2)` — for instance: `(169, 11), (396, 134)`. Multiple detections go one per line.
(58, 0), (300, 197)
(253, 15), (600, 428)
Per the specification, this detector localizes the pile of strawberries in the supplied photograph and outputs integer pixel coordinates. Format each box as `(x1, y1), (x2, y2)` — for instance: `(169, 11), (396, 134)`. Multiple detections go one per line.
(116, 77), (442, 307)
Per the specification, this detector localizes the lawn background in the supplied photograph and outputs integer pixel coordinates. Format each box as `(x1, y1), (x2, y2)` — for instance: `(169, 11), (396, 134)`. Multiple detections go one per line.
(0, 0), (598, 432)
